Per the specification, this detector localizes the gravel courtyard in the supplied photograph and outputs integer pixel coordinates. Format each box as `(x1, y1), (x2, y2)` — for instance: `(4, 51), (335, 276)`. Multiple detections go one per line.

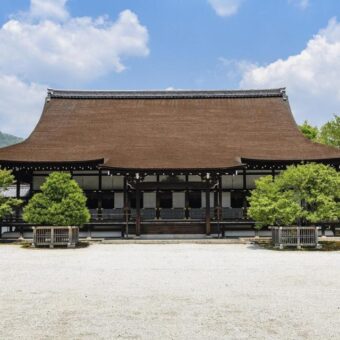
(0, 243), (339, 340)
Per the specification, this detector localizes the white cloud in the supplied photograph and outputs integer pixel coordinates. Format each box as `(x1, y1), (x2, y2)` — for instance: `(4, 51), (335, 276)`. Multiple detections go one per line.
(29, 0), (69, 21)
(0, 75), (46, 137)
(0, 0), (150, 137)
(288, 0), (309, 10)
(208, 0), (243, 17)
(240, 18), (340, 125)
(0, 8), (149, 84)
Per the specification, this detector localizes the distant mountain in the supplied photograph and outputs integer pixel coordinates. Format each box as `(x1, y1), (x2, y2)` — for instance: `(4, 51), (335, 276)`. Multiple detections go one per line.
(0, 131), (23, 147)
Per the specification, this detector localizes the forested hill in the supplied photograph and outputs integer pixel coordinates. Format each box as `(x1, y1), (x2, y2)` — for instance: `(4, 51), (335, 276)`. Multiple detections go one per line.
(0, 131), (23, 147)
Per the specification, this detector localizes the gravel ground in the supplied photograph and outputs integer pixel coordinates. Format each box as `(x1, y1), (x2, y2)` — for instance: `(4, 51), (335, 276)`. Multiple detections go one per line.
(0, 243), (339, 340)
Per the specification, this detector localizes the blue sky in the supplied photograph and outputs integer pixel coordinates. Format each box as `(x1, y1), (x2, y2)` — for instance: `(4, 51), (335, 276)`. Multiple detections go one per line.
(0, 0), (340, 137)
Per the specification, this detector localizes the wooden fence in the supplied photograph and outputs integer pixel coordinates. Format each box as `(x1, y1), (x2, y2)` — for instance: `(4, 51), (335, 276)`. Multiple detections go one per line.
(33, 226), (79, 248)
(272, 226), (320, 249)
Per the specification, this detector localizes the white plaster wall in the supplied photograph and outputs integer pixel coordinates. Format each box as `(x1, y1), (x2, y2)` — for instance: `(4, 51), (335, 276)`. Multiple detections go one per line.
(173, 192), (185, 208)
(144, 192), (156, 208)
(246, 175), (264, 189)
(201, 192), (214, 208)
(222, 192), (231, 207)
(82, 176), (98, 190)
(33, 176), (46, 191)
(144, 176), (157, 182)
(222, 175), (243, 189)
(102, 176), (113, 190)
(188, 175), (201, 182)
(112, 176), (124, 189)
(114, 192), (124, 209)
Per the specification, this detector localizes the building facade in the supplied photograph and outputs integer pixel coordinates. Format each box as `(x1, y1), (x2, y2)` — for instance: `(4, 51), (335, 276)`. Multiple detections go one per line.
(0, 89), (339, 236)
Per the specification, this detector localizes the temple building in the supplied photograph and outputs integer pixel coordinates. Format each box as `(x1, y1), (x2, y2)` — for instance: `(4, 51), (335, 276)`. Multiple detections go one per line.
(0, 88), (339, 236)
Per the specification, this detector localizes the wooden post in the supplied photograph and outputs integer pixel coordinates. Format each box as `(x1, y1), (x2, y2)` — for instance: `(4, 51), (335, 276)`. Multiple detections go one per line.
(242, 169), (247, 219)
(123, 176), (128, 238)
(156, 175), (160, 220)
(218, 176), (223, 238)
(272, 168), (276, 181)
(68, 226), (72, 248)
(205, 179), (211, 235)
(136, 178), (141, 236)
(185, 174), (189, 219)
(98, 169), (102, 220)
(297, 226), (301, 249)
(50, 228), (54, 249)
(32, 227), (36, 247)
(29, 180), (33, 198)
(16, 177), (20, 223)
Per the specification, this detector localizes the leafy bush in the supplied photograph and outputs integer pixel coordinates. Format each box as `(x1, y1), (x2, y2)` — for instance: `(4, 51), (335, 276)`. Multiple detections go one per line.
(0, 170), (22, 218)
(23, 172), (90, 226)
(248, 163), (340, 228)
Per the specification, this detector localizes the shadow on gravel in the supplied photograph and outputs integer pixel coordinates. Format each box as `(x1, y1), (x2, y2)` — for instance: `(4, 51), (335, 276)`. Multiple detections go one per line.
(246, 240), (340, 251)
(19, 241), (91, 249)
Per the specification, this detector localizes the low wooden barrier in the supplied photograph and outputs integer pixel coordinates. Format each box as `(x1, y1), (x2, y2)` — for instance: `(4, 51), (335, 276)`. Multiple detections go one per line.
(33, 226), (79, 248)
(271, 226), (320, 249)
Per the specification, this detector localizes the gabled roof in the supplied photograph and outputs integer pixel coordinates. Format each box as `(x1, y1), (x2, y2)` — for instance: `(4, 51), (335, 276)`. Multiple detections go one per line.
(0, 88), (339, 170)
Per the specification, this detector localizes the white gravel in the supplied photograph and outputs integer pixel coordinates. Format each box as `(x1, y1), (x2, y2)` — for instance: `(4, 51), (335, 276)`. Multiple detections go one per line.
(0, 243), (340, 340)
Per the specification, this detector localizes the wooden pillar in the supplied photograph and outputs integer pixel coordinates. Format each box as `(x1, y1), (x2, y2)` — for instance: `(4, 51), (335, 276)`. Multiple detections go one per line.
(98, 169), (103, 219)
(217, 175), (222, 238)
(272, 168), (276, 181)
(29, 179), (33, 198)
(218, 176), (223, 213)
(213, 188), (218, 219)
(156, 175), (160, 219)
(135, 177), (141, 236)
(16, 176), (20, 222)
(123, 176), (128, 238)
(16, 177), (20, 199)
(205, 178), (211, 235)
(242, 169), (247, 219)
(185, 174), (189, 219)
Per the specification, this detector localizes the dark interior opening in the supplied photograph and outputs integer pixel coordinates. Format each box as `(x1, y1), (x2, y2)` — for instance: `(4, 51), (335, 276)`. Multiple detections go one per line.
(188, 191), (201, 208)
(102, 198), (114, 209)
(231, 191), (244, 208)
(130, 192), (143, 209)
(159, 191), (172, 208)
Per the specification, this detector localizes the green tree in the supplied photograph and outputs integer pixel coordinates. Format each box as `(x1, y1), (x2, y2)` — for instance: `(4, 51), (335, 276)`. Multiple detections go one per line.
(0, 170), (22, 219)
(319, 114), (340, 148)
(23, 172), (90, 226)
(248, 163), (340, 228)
(299, 121), (319, 141)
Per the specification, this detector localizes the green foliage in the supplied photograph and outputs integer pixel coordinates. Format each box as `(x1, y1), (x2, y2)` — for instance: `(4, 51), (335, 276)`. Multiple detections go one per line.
(248, 176), (302, 228)
(299, 121), (319, 141)
(0, 170), (22, 219)
(23, 172), (90, 226)
(248, 163), (340, 228)
(0, 131), (23, 147)
(319, 114), (340, 148)
(299, 115), (340, 148)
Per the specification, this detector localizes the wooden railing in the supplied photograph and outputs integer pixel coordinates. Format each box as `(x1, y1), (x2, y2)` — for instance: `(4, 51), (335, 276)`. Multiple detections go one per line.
(33, 226), (79, 248)
(271, 226), (321, 249)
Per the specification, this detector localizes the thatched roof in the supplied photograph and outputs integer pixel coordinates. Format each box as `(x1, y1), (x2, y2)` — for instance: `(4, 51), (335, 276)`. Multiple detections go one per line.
(0, 88), (339, 170)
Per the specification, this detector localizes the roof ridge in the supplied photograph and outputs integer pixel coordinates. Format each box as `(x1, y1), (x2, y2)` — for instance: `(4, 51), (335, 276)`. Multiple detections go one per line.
(47, 88), (287, 100)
